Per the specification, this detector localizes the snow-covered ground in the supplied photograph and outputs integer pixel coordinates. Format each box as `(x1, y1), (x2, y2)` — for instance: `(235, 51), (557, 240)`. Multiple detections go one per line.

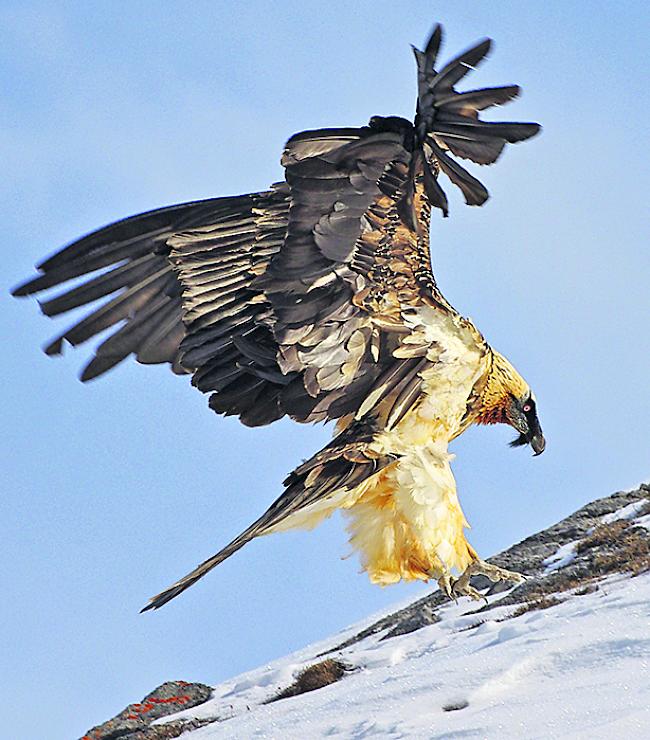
(135, 496), (650, 739)
(154, 580), (650, 738)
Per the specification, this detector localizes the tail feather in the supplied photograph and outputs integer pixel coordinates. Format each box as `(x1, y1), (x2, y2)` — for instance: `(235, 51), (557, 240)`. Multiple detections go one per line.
(142, 419), (396, 611)
(141, 524), (263, 612)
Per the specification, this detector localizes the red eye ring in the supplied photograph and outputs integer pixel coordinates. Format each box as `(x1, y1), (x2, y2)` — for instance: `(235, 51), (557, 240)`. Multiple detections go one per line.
(523, 404), (531, 412)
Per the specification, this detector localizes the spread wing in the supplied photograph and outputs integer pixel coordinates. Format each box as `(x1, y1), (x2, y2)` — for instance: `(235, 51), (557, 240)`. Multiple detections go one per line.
(12, 126), (427, 424)
(13, 24), (538, 431)
(12, 195), (269, 378)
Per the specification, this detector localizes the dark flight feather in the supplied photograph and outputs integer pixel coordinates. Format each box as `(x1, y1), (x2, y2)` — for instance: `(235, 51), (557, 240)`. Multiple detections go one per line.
(13, 21), (540, 429)
(430, 38), (492, 93)
(427, 140), (489, 206)
(13, 22), (541, 608)
(435, 84), (521, 113)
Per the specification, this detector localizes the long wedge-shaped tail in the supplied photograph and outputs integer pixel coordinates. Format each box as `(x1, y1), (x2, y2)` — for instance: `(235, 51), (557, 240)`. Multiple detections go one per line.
(141, 523), (263, 611)
(142, 419), (395, 610)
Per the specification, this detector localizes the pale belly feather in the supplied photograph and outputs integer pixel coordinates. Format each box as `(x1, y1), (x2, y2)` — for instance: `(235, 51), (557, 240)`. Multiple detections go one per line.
(345, 308), (486, 583)
(344, 438), (474, 584)
(268, 308), (487, 584)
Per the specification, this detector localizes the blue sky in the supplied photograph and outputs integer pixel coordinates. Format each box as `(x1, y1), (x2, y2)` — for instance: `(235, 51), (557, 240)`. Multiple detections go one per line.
(2, 2), (649, 738)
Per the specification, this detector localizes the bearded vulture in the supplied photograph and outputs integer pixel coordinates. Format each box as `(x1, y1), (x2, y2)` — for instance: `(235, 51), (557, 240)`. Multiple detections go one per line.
(13, 24), (545, 610)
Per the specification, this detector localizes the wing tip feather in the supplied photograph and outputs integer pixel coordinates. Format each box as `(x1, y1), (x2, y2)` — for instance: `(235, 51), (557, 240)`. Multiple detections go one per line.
(11, 280), (34, 298)
(44, 336), (65, 356)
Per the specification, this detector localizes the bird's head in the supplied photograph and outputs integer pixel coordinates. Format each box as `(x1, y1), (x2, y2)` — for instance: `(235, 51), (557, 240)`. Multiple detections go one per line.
(474, 350), (545, 456)
(505, 392), (545, 456)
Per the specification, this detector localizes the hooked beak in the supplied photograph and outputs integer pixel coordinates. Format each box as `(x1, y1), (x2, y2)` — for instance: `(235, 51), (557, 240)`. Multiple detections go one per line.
(507, 395), (545, 456)
(509, 411), (546, 456)
(530, 432), (546, 456)
(510, 430), (546, 456)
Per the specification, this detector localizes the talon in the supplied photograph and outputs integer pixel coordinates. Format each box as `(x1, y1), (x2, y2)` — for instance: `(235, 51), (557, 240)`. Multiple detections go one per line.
(452, 581), (483, 602)
(478, 562), (525, 585)
(437, 572), (454, 600)
(443, 558), (525, 603)
(467, 559), (525, 587)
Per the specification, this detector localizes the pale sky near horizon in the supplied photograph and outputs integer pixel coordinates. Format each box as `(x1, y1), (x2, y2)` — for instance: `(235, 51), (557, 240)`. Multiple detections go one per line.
(2, 3), (649, 739)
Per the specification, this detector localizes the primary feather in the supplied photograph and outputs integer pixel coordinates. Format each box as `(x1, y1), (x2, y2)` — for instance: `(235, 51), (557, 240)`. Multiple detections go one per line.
(13, 22), (544, 610)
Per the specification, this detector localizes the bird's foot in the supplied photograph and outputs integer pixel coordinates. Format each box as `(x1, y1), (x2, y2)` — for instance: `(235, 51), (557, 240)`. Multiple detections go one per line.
(437, 571), (455, 600)
(439, 560), (525, 603)
(437, 570), (483, 602)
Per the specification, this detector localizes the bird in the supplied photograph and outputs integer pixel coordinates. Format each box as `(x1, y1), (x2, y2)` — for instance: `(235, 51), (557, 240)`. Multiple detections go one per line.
(13, 23), (544, 611)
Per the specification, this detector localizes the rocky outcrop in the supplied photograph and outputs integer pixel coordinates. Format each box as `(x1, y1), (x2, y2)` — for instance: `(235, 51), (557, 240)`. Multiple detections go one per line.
(330, 483), (650, 648)
(80, 681), (213, 740)
(80, 484), (650, 740)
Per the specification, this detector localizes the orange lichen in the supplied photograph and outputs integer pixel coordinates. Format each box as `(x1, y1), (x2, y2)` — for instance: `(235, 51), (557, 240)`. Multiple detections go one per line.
(127, 695), (191, 716)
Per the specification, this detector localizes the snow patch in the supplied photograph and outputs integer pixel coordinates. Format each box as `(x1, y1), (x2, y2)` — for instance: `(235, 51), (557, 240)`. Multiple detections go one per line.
(633, 513), (650, 530)
(601, 499), (649, 524)
(543, 540), (578, 572)
(544, 497), (650, 574)
(154, 572), (650, 739)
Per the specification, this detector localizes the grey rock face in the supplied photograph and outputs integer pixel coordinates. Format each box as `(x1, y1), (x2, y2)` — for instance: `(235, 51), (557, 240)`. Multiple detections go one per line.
(331, 484), (650, 648)
(80, 681), (212, 740)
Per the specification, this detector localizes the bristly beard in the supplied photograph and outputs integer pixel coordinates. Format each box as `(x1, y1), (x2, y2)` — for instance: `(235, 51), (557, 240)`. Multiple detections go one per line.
(509, 433), (528, 448)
